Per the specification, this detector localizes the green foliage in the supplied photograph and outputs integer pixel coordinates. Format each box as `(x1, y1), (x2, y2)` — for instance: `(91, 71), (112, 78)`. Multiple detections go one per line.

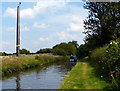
(2, 54), (67, 76)
(20, 49), (30, 54)
(60, 60), (113, 89)
(52, 48), (67, 56)
(77, 44), (89, 59)
(68, 41), (79, 48)
(90, 46), (107, 62)
(83, 2), (120, 88)
(84, 2), (120, 47)
(90, 38), (120, 88)
(0, 52), (7, 56)
(52, 42), (77, 56)
(36, 48), (52, 54)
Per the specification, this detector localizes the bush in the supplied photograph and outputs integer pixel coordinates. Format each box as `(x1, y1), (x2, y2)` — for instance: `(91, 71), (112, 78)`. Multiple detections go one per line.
(90, 38), (120, 88)
(90, 46), (107, 63)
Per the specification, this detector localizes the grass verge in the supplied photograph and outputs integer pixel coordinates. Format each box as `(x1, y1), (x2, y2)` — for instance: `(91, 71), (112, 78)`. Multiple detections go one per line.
(59, 57), (115, 90)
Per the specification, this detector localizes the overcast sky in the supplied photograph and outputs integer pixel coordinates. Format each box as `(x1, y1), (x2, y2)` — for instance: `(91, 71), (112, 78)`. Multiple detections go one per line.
(1, 0), (88, 53)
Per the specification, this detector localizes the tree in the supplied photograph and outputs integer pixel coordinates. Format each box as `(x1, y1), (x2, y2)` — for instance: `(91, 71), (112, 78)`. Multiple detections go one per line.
(36, 48), (52, 54)
(68, 41), (79, 48)
(84, 2), (120, 48)
(0, 52), (7, 56)
(52, 48), (67, 56)
(20, 49), (30, 54)
(76, 44), (89, 59)
(52, 42), (77, 56)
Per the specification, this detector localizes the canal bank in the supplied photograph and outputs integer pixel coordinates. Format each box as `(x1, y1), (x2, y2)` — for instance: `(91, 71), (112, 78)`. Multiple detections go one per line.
(60, 57), (115, 89)
(1, 54), (68, 76)
(1, 60), (71, 89)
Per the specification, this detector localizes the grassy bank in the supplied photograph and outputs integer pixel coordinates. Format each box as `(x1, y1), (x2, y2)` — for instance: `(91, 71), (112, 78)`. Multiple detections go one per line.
(1, 54), (68, 76)
(59, 57), (115, 90)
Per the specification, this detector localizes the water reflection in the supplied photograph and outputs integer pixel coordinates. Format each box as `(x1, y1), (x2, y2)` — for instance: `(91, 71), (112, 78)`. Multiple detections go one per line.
(16, 74), (20, 91)
(2, 61), (75, 89)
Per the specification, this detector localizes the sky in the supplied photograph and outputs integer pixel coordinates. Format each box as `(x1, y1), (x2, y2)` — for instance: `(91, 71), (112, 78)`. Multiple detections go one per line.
(1, 0), (88, 53)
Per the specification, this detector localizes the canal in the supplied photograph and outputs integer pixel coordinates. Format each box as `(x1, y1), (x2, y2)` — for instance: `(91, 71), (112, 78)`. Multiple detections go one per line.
(1, 61), (73, 89)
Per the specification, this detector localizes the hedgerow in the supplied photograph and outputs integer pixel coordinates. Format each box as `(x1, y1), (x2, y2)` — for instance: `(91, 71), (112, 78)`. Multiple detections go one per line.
(90, 38), (120, 88)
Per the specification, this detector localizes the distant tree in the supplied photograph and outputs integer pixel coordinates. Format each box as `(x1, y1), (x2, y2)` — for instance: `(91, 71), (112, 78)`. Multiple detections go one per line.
(67, 43), (77, 55)
(0, 52), (2, 56)
(52, 48), (67, 56)
(68, 41), (79, 48)
(20, 49), (30, 54)
(52, 42), (77, 56)
(76, 44), (89, 59)
(36, 48), (52, 54)
(0, 52), (7, 56)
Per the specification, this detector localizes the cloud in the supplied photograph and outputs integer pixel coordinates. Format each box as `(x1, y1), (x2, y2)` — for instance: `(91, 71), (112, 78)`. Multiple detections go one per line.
(22, 26), (30, 31)
(31, 37), (52, 51)
(4, 7), (16, 18)
(33, 37), (51, 45)
(57, 31), (77, 40)
(39, 37), (50, 41)
(66, 14), (86, 32)
(4, 0), (66, 19)
(67, 22), (83, 32)
(33, 23), (48, 29)
(6, 26), (30, 32)
(2, 1), (88, 53)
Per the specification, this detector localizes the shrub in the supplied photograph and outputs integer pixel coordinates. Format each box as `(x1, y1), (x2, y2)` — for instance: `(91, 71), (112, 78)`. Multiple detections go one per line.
(90, 38), (120, 88)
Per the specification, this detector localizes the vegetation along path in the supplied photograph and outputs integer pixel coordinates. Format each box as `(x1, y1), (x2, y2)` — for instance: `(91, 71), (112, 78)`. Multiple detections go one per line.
(60, 57), (114, 89)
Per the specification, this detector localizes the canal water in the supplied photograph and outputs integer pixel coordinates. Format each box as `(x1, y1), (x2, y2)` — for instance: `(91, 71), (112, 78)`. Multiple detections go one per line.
(1, 61), (73, 89)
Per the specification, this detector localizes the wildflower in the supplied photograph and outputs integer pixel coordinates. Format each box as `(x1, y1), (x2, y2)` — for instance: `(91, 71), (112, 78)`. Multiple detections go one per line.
(101, 75), (103, 78)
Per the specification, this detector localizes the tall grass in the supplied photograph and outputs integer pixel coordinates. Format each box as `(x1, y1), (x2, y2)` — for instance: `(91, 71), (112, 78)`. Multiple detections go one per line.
(1, 54), (68, 76)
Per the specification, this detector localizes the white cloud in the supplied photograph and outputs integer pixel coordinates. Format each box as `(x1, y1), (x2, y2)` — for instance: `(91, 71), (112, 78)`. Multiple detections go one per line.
(33, 23), (48, 29)
(57, 31), (77, 40)
(67, 22), (83, 32)
(6, 26), (30, 32)
(4, 0), (66, 19)
(21, 8), (34, 18)
(32, 37), (51, 45)
(39, 37), (50, 41)
(22, 26), (30, 31)
(4, 7), (16, 18)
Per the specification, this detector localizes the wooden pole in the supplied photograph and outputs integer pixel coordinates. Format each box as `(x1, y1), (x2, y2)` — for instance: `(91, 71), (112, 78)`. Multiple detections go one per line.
(16, 2), (21, 57)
